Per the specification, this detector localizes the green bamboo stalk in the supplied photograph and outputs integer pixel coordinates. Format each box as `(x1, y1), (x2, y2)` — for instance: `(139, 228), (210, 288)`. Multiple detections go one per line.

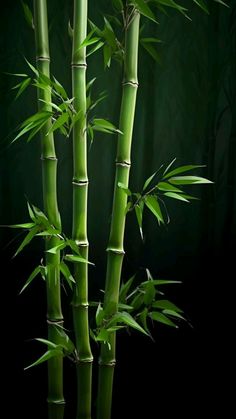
(33, 0), (64, 406)
(71, 1), (93, 418)
(97, 8), (140, 419)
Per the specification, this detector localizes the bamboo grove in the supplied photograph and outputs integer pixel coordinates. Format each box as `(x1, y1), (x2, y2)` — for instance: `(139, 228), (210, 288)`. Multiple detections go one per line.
(5, 0), (227, 418)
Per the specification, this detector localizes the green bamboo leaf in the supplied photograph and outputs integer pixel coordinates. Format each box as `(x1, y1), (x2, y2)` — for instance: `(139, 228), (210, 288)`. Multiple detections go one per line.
(106, 326), (125, 332)
(35, 338), (58, 349)
(131, 292), (144, 310)
(6, 72), (28, 77)
(119, 275), (135, 303)
(162, 309), (185, 320)
(21, 1), (34, 29)
(14, 225), (39, 257)
(93, 118), (122, 134)
(53, 327), (75, 353)
(64, 254), (94, 265)
(163, 164), (205, 179)
(24, 348), (63, 370)
(164, 192), (190, 202)
(143, 172), (157, 191)
(14, 77), (31, 100)
(163, 158), (177, 176)
(19, 265), (41, 294)
(27, 118), (49, 142)
(132, 0), (158, 24)
(96, 303), (105, 327)
(145, 195), (164, 224)
(213, 0), (229, 7)
(168, 176), (213, 185)
(157, 182), (183, 193)
(96, 329), (109, 342)
(149, 311), (178, 328)
(103, 44), (112, 68)
(155, 0), (190, 19)
(142, 279), (181, 286)
(112, 0), (124, 12)
(135, 203), (144, 240)
(47, 113), (69, 136)
(60, 261), (75, 289)
(107, 311), (148, 335)
(66, 239), (81, 255)
(38, 99), (62, 114)
(86, 78), (96, 91)
(87, 39), (103, 57)
(6, 222), (35, 229)
(118, 182), (131, 196)
(47, 242), (66, 254)
(141, 37), (162, 44)
(68, 20), (74, 39)
(139, 308), (149, 332)
(118, 303), (133, 311)
(80, 37), (100, 48)
(25, 58), (39, 77)
(192, 0), (209, 13)
(141, 42), (161, 63)
(143, 281), (156, 305)
(52, 77), (68, 99)
(21, 111), (52, 128)
(152, 299), (183, 313)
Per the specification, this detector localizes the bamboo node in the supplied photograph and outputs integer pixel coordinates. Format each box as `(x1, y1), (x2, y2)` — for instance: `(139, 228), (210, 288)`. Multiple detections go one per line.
(106, 247), (125, 255)
(72, 179), (89, 186)
(41, 156), (58, 161)
(47, 318), (64, 324)
(36, 56), (50, 62)
(122, 80), (139, 87)
(98, 359), (116, 367)
(71, 63), (87, 68)
(116, 160), (131, 167)
(72, 302), (89, 309)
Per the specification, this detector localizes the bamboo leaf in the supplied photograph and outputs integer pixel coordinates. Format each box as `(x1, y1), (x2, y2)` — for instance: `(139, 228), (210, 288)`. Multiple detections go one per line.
(157, 182), (183, 193)
(154, 0), (190, 19)
(21, 1), (34, 29)
(87, 41), (105, 57)
(64, 254), (94, 265)
(47, 242), (66, 254)
(118, 182), (131, 196)
(96, 303), (105, 327)
(140, 37), (162, 44)
(24, 349), (63, 370)
(25, 58), (39, 77)
(168, 176), (213, 185)
(213, 0), (229, 7)
(14, 77), (31, 100)
(66, 239), (81, 255)
(86, 78), (96, 91)
(141, 41), (161, 63)
(119, 275), (135, 303)
(135, 203), (144, 240)
(96, 329), (109, 342)
(107, 311), (148, 335)
(35, 338), (58, 349)
(112, 0), (124, 12)
(80, 37), (101, 48)
(131, 292), (144, 310)
(60, 261), (75, 289)
(103, 44), (112, 68)
(19, 265), (41, 294)
(142, 279), (181, 286)
(132, 0), (158, 24)
(6, 222), (35, 229)
(38, 99), (62, 114)
(152, 299), (183, 313)
(68, 20), (74, 39)
(143, 281), (156, 305)
(14, 225), (39, 257)
(163, 157), (177, 176)
(192, 0), (209, 13)
(47, 113), (69, 136)
(52, 77), (68, 99)
(142, 172), (157, 191)
(145, 195), (164, 224)
(93, 118), (122, 134)
(118, 303), (133, 311)
(164, 192), (190, 202)
(162, 309), (185, 320)
(163, 164), (205, 179)
(139, 308), (149, 332)
(149, 311), (178, 328)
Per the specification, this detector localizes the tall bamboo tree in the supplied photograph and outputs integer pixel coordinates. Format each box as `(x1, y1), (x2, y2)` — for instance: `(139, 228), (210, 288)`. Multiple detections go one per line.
(33, 0), (64, 406)
(97, 6), (140, 419)
(71, 1), (93, 418)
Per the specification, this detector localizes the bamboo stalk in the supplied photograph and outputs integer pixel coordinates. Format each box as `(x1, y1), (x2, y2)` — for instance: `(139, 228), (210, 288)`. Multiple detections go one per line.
(33, 0), (64, 406)
(71, 1), (93, 418)
(97, 8), (140, 419)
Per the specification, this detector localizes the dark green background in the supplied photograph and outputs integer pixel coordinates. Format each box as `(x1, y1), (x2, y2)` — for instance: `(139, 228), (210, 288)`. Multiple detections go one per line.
(0, 1), (234, 417)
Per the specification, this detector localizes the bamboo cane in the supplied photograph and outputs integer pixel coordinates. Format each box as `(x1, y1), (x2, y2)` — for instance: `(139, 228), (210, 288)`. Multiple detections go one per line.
(33, 0), (64, 406)
(97, 8), (140, 419)
(71, 1), (93, 418)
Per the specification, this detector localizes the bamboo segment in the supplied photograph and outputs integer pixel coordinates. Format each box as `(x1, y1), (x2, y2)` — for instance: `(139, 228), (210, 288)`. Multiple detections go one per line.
(33, 0), (64, 405)
(72, 1), (93, 418)
(97, 9), (140, 419)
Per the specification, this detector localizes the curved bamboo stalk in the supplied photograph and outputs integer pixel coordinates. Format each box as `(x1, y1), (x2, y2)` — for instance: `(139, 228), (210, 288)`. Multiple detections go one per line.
(97, 8), (140, 419)
(33, 0), (64, 406)
(71, 1), (93, 418)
